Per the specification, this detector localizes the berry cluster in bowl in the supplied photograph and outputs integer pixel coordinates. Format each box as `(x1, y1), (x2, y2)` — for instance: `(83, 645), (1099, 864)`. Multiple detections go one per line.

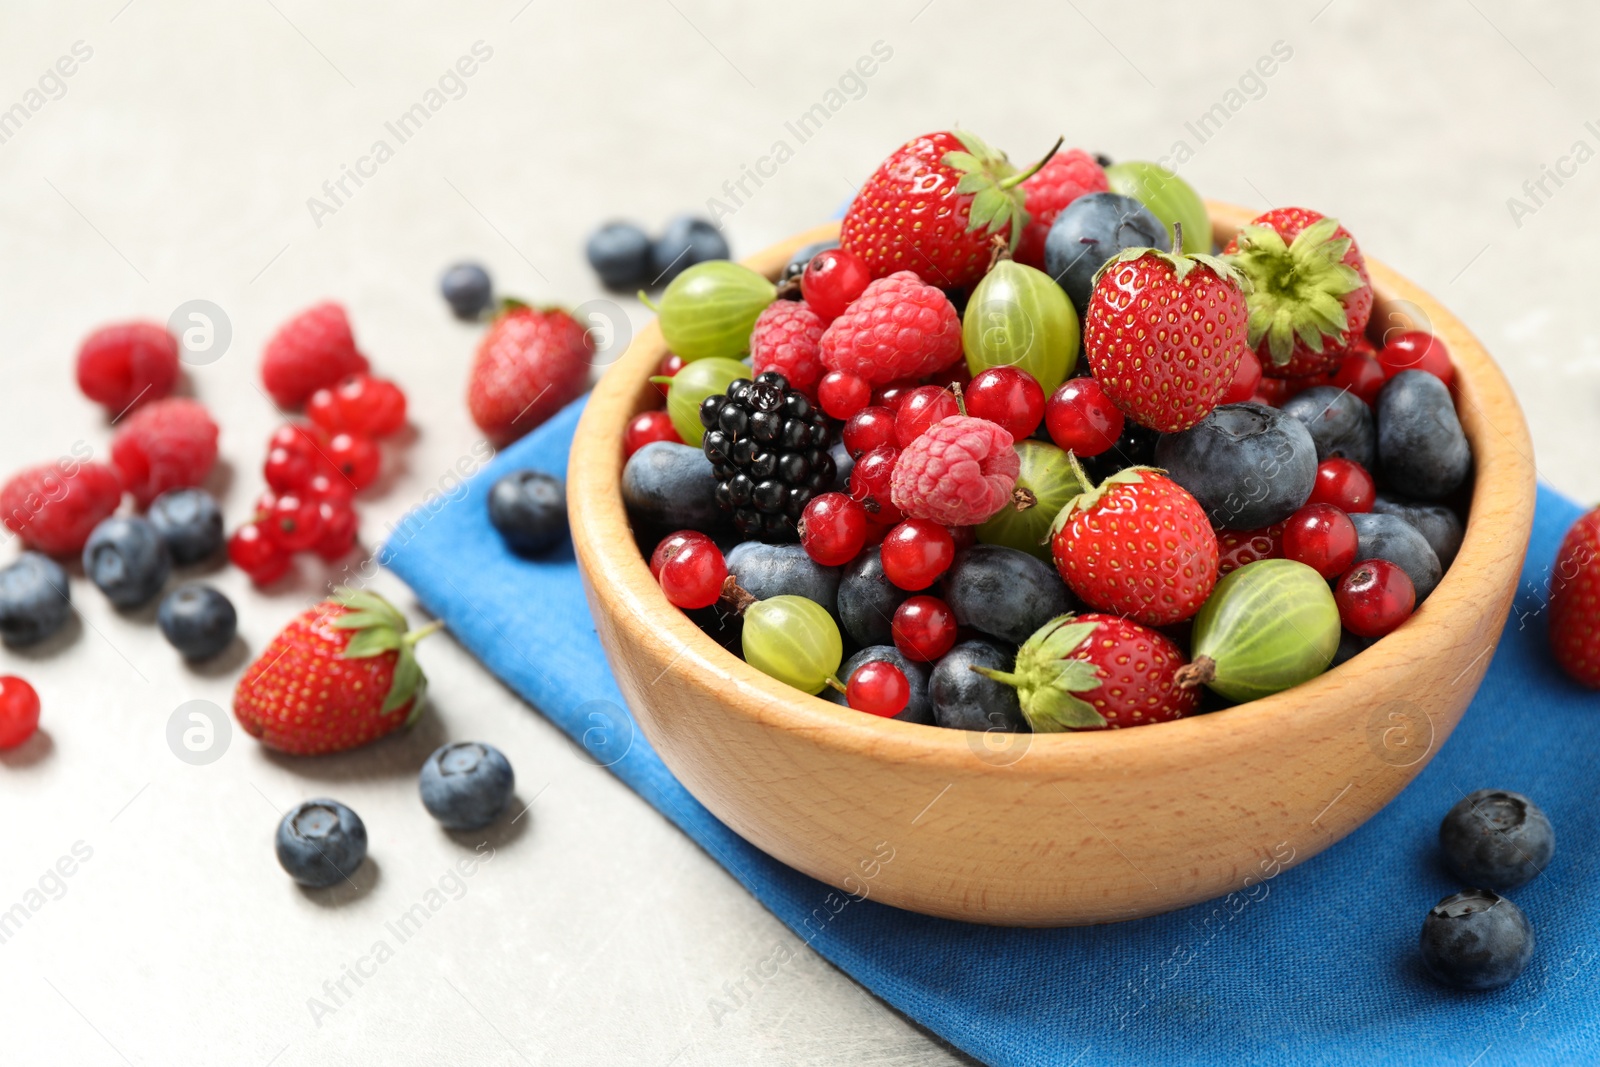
(619, 129), (1475, 730)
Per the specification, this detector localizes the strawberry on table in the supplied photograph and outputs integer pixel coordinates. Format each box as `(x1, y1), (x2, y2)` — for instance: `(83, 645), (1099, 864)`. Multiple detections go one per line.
(1550, 506), (1600, 688)
(467, 303), (592, 447)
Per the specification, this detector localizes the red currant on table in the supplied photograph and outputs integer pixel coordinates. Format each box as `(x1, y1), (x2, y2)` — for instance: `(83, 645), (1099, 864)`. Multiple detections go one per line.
(304, 470), (355, 506)
(651, 530), (726, 609)
(227, 521), (291, 584)
(0, 676), (41, 750)
(624, 410), (682, 458)
(799, 492), (869, 567)
(818, 370), (871, 420)
(873, 379), (920, 412)
(848, 446), (903, 525)
(264, 492), (324, 552)
(1330, 349), (1386, 407)
(270, 421), (328, 458)
(800, 248), (871, 322)
(324, 432), (381, 490)
(842, 406), (896, 459)
(893, 386), (960, 448)
(966, 366), (1045, 440)
(845, 660), (910, 718)
(1281, 503), (1358, 579)
(1308, 458), (1375, 513)
(264, 446), (315, 492)
(654, 352), (685, 397)
(1377, 330), (1454, 387)
(880, 519), (955, 590)
(892, 595), (957, 662)
(1336, 559), (1416, 637)
(1045, 377), (1124, 457)
(313, 501), (360, 561)
(338, 373), (409, 437)
(1220, 349), (1262, 405)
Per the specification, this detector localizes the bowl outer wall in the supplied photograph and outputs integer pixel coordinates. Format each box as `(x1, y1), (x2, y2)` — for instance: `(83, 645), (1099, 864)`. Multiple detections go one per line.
(567, 203), (1537, 926)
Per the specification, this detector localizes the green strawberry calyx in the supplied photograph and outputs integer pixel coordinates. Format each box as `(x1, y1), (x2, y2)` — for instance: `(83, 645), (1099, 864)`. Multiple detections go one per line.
(972, 613), (1108, 730)
(1224, 215), (1365, 366)
(1046, 462), (1166, 542)
(1088, 225), (1248, 291)
(329, 587), (444, 724)
(943, 131), (1063, 252)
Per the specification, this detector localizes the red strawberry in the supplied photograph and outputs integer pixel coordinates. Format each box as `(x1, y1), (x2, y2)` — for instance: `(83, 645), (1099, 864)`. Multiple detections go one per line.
(976, 612), (1200, 730)
(261, 302), (369, 408)
(1050, 465), (1218, 626)
(1083, 243), (1249, 433)
(1015, 149), (1109, 269)
(0, 460), (123, 557)
(233, 589), (441, 755)
(110, 397), (220, 507)
(1223, 207), (1374, 378)
(1217, 523), (1284, 577)
(1549, 507), (1600, 687)
(75, 322), (179, 413)
(840, 130), (1058, 289)
(467, 304), (591, 447)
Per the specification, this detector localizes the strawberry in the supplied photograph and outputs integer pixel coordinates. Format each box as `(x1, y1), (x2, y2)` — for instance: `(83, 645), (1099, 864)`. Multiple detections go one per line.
(467, 303), (591, 447)
(233, 589), (441, 755)
(261, 302), (369, 409)
(976, 612), (1200, 730)
(1050, 464), (1218, 626)
(840, 130), (1059, 289)
(1014, 148), (1109, 269)
(1223, 207), (1374, 378)
(1082, 239), (1250, 433)
(1549, 506), (1600, 688)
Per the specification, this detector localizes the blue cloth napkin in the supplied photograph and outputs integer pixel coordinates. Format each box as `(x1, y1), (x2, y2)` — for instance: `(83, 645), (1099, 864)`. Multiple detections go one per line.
(383, 397), (1600, 1067)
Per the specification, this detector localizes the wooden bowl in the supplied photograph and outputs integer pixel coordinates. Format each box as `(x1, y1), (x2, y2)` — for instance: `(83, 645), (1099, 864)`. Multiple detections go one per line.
(568, 202), (1536, 926)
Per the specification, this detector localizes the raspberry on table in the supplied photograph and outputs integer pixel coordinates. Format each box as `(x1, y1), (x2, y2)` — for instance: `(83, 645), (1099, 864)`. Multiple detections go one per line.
(75, 322), (180, 413)
(889, 415), (1020, 527)
(0, 461), (124, 557)
(110, 397), (220, 507)
(261, 302), (369, 409)
(818, 271), (962, 385)
(750, 300), (826, 398)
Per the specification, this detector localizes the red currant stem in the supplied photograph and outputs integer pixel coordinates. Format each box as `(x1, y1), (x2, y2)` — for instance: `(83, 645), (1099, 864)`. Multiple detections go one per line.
(718, 575), (759, 616)
(998, 135), (1064, 192)
(1173, 655), (1216, 690)
(949, 380), (967, 417)
(824, 675), (846, 695)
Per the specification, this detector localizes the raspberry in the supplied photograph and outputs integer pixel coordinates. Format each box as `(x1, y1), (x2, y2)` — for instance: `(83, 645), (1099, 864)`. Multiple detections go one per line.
(1015, 149), (1109, 268)
(750, 300), (825, 397)
(889, 415), (1020, 526)
(818, 271), (961, 385)
(75, 322), (179, 413)
(1, 461), (123, 557)
(110, 398), (220, 507)
(261, 302), (369, 408)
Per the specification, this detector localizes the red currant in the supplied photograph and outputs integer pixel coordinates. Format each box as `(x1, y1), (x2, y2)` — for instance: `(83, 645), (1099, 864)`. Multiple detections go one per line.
(1308, 458), (1375, 513)
(1045, 377), (1124, 456)
(842, 406), (896, 459)
(652, 530), (726, 609)
(799, 492), (869, 567)
(800, 248), (871, 321)
(966, 366), (1045, 440)
(0, 676), (41, 750)
(845, 660), (910, 718)
(334, 374), (408, 437)
(264, 446), (315, 492)
(950, 524), (977, 551)
(304, 470), (355, 506)
(306, 386), (341, 432)
(1329, 350), (1386, 407)
(880, 519), (955, 590)
(1221, 349), (1262, 405)
(269, 421), (328, 458)
(873, 379), (920, 412)
(313, 501), (359, 561)
(1281, 503), (1358, 579)
(848, 446), (903, 525)
(892, 596), (957, 662)
(324, 432), (381, 490)
(654, 352), (685, 397)
(818, 370), (870, 420)
(923, 362), (972, 394)
(893, 386), (959, 448)
(1377, 330), (1454, 388)
(1251, 378), (1293, 407)
(624, 410), (682, 458)
(227, 521), (291, 584)
(1336, 558), (1416, 637)
(265, 492), (324, 552)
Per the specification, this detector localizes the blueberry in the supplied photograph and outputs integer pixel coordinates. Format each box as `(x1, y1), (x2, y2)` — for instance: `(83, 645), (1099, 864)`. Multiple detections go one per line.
(487, 469), (567, 557)
(829, 439), (854, 492)
(147, 488), (224, 566)
(780, 239), (839, 285)
(622, 441), (725, 535)
(929, 639), (1028, 732)
(1043, 192), (1168, 319)
(821, 645), (932, 724)
(0, 552), (71, 648)
(1373, 495), (1464, 570)
(1350, 512), (1442, 601)
(726, 542), (839, 615)
(1439, 789), (1554, 891)
(650, 216), (729, 284)
(1332, 629), (1372, 667)
(276, 799), (368, 888)
(1376, 370), (1470, 501)
(83, 516), (171, 608)
(1419, 888), (1534, 991)
(440, 262), (493, 320)
(419, 742), (515, 830)
(1280, 386), (1376, 469)
(1154, 403), (1318, 530)
(837, 548), (913, 647)
(585, 221), (654, 290)
(941, 546), (1075, 645)
(157, 584), (237, 662)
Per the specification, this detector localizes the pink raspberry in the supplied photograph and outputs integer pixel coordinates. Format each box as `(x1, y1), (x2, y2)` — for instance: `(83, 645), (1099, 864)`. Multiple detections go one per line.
(261, 302), (369, 408)
(1015, 149), (1109, 269)
(1, 461), (124, 557)
(111, 397), (220, 507)
(819, 271), (961, 385)
(890, 415), (1020, 526)
(750, 300), (825, 397)
(75, 322), (180, 413)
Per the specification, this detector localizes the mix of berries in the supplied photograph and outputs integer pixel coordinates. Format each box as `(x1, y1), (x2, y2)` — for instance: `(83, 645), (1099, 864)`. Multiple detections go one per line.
(622, 128), (1474, 734)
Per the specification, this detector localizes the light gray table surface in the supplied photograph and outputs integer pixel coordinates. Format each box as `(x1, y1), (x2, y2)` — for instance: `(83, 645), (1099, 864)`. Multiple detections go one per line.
(1, 2), (1594, 1064)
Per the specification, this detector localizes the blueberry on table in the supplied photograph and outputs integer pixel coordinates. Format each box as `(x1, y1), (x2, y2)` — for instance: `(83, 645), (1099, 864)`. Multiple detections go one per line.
(821, 645), (932, 724)
(1154, 403), (1318, 530)
(1376, 370), (1470, 501)
(83, 516), (171, 608)
(940, 545), (1075, 646)
(1280, 386), (1376, 469)
(1349, 512), (1442, 601)
(420, 741), (516, 830)
(148, 487), (224, 565)
(929, 639), (1028, 733)
(487, 469), (567, 557)
(1439, 789), (1554, 891)
(1419, 888), (1534, 991)
(1043, 192), (1167, 319)
(837, 547), (913, 648)
(440, 262), (493, 321)
(726, 542), (840, 615)
(0, 552), (71, 648)
(622, 441), (725, 535)
(277, 799), (368, 888)
(650, 216), (730, 285)
(585, 221), (654, 290)
(157, 584), (237, 662)
(1373, 495), (1464, 570)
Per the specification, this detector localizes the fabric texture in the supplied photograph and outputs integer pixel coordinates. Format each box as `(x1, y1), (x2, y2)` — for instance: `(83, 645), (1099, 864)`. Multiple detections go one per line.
(383, 396), (1600, 1067)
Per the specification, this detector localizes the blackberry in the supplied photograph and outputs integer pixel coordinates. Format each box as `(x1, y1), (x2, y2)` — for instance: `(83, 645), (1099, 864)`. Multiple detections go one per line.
(699, 371), (836, 539)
